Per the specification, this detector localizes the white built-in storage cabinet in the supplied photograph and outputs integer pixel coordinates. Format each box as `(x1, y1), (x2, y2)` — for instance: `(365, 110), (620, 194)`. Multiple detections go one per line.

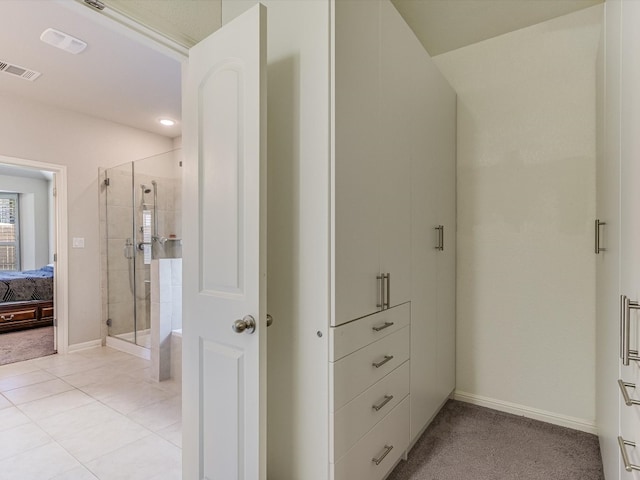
(597, 1), (640, 478)
(220, 1), (455, 479)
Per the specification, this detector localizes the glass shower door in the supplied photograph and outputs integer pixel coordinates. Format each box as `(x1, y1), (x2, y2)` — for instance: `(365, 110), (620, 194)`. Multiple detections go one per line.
(105, 162), (138, 345)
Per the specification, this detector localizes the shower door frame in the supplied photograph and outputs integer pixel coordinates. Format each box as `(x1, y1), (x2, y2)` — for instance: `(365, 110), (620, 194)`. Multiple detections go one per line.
(0, 154), (69, 354)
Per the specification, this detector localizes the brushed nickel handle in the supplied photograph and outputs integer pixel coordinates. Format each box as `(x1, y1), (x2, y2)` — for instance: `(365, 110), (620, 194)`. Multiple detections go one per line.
(435, 225), (444, 251)
(618, 436), (640, 472)
(267, 314), (273, 327)
(621, 295), (626, 360)
(372, 321), (394, 332)
(372, 355), (394, 369)
(385, 273), (390, 309)
(372, 444), (394, 466)
(372, 395), (394, 412)
(0, 314), (14, 321)
(377, 274), (384, 309)
(621, 295), (640, 365)
(595, 219), (606, 254)
(618, 380), (640, 406)
(232, 315), (256, 334)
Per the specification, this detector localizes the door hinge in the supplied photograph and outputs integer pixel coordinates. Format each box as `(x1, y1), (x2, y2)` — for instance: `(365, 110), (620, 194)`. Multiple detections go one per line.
(53, 317), (58, 327)
(84, 0), (105, 11)
(52, 187), (57, 197)
(104, 178), (110, 187)
(53, 253), (57, 262)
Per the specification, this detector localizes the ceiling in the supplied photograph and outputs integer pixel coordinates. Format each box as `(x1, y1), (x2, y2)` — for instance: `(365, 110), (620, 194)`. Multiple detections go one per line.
(0, 0), (185, 138)
(391, 0), (603, 56)
(0, 0), (602, 139)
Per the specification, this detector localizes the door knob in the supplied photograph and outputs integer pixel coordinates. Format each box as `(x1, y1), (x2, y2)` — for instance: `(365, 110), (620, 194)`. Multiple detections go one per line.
(267, 314), (273, 327)
(232, 315), (256, 334)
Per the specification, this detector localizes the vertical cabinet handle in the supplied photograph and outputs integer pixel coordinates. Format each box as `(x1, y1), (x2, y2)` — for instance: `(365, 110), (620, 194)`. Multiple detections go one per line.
(621, 295), (640, 366)
(435, 225), (444, 251)
(595, 219), (606, 254)
(384, 273), (390, 309)
(376, 273), (391, 310)
(618, 437), (640, 472)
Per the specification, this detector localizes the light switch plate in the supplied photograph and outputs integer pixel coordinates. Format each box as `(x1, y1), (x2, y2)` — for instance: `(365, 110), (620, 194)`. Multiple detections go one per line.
(72, 237), (85, 249)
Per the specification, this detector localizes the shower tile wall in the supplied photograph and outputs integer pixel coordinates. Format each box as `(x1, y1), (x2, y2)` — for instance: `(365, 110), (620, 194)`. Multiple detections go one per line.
(134, 174), (182, 335)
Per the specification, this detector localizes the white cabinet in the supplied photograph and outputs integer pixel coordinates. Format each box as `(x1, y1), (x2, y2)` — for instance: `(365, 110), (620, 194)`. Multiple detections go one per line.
(597, 1), (640, 478)
(220, 1), (456, 479)
(333, 0), (411, 327)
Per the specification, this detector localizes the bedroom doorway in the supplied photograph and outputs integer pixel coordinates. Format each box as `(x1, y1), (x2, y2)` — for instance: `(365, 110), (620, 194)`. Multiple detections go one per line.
(0, 154), (68, 363)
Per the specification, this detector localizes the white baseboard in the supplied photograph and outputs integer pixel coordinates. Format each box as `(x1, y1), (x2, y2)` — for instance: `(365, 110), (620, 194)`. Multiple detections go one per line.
(67, 339), (102, 353)
(453, 390), (597, 435)
(106, 336), (151, 360)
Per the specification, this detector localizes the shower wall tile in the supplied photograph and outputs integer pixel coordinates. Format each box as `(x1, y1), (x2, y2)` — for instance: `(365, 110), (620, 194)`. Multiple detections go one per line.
(107, 277), (134, 305)
(107, 240), (130, 272)
(106, 206), (134, 240)
(170, 259), (181, 286)
(105, 169), (133, 208)
(107, 301), (135, 337)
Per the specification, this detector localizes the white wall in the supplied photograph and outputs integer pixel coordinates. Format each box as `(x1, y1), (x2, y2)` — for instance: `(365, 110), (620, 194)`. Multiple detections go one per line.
(0, 174), (50, 270)
(434, 5), (602, 427)
(0, 94), (173, 345)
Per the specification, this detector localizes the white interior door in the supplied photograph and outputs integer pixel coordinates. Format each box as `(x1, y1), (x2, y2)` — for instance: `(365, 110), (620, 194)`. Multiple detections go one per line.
(182, 4), (267, 479)
(52, 172), (58, 352)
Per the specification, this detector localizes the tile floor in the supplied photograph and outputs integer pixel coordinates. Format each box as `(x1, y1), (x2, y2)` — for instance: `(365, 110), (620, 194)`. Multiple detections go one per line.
(0, 346), (181, 480)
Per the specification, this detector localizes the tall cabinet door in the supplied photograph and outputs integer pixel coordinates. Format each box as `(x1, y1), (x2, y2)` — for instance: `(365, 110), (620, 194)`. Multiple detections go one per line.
(619, 1), (640, 477)
(379, 0), (413, 311)
(333, 0), (381, 326)
(596, 1), (622, 478)
(434, 82), (457, 401)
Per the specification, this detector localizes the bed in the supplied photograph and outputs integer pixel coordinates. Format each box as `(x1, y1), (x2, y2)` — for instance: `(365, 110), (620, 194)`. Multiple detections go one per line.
(0, 265), (54, 333)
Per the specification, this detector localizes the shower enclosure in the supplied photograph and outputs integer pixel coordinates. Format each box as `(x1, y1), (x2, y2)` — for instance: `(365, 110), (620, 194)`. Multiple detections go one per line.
(101, 149), (182, 350)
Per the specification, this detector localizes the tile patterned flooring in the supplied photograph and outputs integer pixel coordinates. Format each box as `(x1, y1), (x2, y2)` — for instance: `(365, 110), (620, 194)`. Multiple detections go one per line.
(0, 347), (181, 480)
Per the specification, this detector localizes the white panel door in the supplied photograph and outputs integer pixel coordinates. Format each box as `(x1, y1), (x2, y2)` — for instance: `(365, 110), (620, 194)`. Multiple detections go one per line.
(182, 5), (267, 480)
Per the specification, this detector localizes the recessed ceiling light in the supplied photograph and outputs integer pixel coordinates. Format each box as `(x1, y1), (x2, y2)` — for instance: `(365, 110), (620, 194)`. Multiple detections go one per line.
(159, 118), (176, 127)
(40, 28), (87, 55)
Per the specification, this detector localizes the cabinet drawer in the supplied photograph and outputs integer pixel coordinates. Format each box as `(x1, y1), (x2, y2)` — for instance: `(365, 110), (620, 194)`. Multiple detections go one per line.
(41, 305), (54, 319)
(332, 396), (410, 480)
(331, 360), (410, 463)
(331, 326), (410, 411)
(330, 303), (410, 361)
(0, 308), (37, 323)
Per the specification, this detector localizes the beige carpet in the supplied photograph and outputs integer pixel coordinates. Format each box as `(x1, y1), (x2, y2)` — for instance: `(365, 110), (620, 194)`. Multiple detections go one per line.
(0, 326), (56, 365)
(388, 400), (604, 480)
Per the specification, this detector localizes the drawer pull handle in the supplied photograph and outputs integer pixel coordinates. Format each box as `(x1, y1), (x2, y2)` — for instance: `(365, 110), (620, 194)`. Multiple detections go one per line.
(618, 436), (640, 472)
(0, 314), (15, 321)
(372, 355), (394, 369)
(372, 395), (394, 412)
(372, 444), (394, 466)
(372, 321), (394, 332)
(619, 380), (640, 406)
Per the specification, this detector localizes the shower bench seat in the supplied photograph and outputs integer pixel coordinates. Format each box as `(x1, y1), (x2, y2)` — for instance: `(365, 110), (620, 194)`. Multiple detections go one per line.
(0, 300), (54, 333)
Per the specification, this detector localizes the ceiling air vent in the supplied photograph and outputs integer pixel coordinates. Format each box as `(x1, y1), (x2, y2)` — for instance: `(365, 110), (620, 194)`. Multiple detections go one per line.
(0, 61), (41, 82)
